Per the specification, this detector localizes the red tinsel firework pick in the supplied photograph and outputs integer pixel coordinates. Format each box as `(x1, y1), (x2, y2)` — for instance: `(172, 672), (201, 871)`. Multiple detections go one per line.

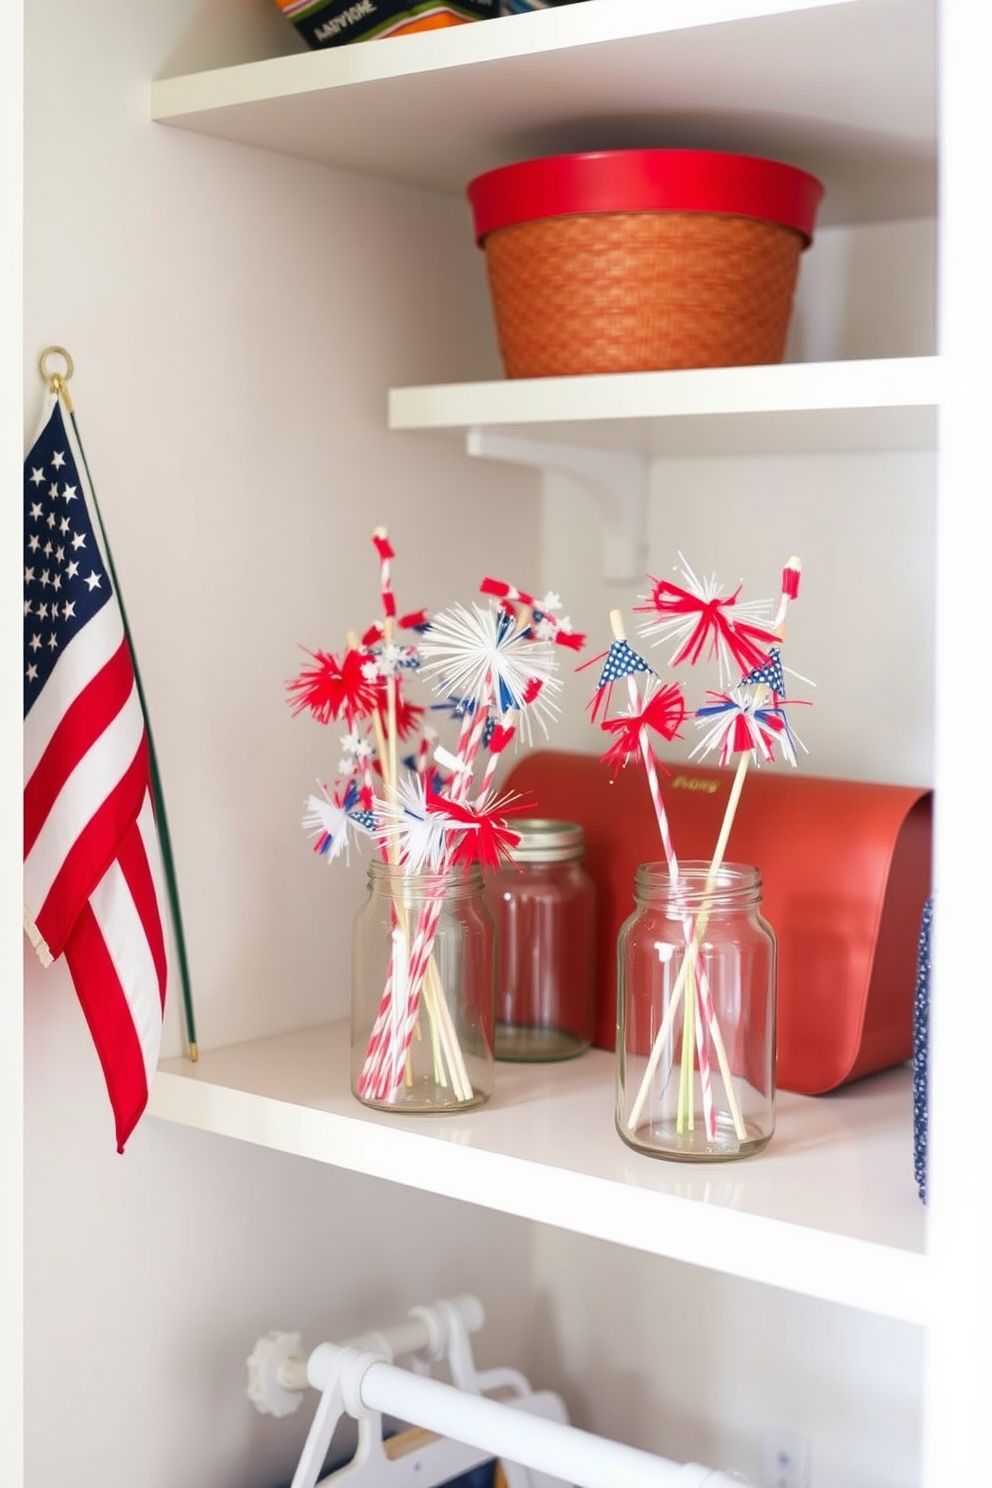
(285, 644), (382, 730)
(635, 552), (780, 685)
(599, 679), (686, 778)
(427, 788), (532, 873)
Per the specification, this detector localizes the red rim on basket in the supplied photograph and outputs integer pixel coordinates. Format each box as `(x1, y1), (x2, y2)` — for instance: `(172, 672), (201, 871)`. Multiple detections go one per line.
(466, 149), (825, 247)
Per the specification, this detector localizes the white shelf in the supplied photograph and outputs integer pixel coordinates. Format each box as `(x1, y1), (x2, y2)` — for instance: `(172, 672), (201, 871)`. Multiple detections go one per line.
(150, 1023), (928, 1325)
(388, 356), (940, 458)
(151, 0), (936, 227)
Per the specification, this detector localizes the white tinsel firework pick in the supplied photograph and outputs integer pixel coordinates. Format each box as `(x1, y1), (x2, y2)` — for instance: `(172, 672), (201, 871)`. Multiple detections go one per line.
(371, 771), (451, 873)
(691, 686), (807, 769)
(418, 600), (562, 742)
(302, 780), (374, 866)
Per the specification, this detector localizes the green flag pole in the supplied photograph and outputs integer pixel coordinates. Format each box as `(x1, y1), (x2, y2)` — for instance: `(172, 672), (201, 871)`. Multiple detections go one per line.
(40, 346), (198, 1061)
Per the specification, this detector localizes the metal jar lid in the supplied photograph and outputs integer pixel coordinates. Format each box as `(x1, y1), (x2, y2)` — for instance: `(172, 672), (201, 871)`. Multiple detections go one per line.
(507, 818), (585, 863)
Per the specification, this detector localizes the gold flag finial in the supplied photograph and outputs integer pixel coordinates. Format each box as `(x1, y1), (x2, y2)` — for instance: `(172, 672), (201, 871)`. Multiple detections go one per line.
(39, 345), (75, 412)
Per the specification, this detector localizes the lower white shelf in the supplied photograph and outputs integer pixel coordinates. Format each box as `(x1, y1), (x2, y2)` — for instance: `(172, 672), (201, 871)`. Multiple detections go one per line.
(149, 1022), (927, 1325)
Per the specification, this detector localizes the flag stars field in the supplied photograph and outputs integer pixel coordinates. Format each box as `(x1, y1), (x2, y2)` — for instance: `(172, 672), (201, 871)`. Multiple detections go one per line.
(23, 445), (108, 700)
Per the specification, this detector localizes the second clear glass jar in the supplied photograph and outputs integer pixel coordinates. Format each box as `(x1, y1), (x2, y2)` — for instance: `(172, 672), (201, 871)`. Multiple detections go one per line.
(351, 860), (495, 1113)
(485, 818), (596, 1061)
(616, 861), (777, 1161)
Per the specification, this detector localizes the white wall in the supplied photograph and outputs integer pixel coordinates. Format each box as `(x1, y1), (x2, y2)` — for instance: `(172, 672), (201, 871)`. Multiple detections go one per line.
(21, 3), (933, 1486)
(23, 3), (535, 1485)
(4, 4), (25, 1486)
(529, 1230), (923, 1488)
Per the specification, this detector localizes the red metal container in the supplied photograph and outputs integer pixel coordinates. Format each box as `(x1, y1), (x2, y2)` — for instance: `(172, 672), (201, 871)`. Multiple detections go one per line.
(502, 749), (932, 1095)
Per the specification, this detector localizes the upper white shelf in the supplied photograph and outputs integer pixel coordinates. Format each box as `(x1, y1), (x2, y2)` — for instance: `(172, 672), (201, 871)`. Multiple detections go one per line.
(389, 356), (940, 458)
(149, 1022), (928, 1326)
(151, 0), (936, 227)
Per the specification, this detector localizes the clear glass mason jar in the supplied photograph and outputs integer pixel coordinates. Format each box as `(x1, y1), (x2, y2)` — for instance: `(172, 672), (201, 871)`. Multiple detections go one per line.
(616, 861), (777, 1161)
(351, 860), (495, 1113)
(485, 819), (596, 1061)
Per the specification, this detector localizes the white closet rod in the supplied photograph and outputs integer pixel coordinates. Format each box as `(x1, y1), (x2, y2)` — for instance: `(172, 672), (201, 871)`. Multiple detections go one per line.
(308, 1342), (742, 1488)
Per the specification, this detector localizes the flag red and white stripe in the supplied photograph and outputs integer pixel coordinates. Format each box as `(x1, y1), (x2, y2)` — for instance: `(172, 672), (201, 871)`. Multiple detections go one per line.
(23, 395), (168, 1151)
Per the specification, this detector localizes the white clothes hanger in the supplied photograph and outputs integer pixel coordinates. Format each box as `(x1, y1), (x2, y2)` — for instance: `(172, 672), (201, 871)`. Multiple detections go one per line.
(247, 1295), (745, 1488)
(247, 1295), (571, 1488)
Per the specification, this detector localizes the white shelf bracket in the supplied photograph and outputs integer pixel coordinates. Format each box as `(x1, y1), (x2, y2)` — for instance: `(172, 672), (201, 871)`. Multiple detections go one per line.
(466, 429), (648, 583)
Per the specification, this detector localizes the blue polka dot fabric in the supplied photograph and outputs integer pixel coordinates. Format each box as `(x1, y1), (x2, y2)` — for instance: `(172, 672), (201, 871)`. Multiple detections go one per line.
(913, 897), (933, 1204)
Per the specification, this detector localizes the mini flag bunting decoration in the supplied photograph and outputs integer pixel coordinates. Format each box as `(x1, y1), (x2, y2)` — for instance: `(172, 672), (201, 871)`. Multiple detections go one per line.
(742, 647), (787, 698)
(23, 355), (192, 1151)
(581, 636), (656, 724)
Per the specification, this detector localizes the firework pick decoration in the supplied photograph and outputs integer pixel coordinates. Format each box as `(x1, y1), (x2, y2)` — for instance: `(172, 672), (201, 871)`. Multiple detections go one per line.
(591, 554), (812, 1155)
(583, 614), (737, 1142)
(634, 551), (784, 685)
(287, 535), (582, 1111)
(593, 614), (726, 1140)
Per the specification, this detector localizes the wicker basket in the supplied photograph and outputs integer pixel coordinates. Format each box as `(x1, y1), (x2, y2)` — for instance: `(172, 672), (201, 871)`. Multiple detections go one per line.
(466, 150), (824, 379)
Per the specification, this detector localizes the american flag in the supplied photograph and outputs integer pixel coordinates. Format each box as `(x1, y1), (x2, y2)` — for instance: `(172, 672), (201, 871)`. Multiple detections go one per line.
(23, 395), (168, 1152)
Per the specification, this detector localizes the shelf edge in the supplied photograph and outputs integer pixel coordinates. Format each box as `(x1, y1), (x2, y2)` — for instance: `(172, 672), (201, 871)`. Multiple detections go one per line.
(151, 0), (865, 117)
(148, 1067), (930, 1326)
(388, 357), (942, 432)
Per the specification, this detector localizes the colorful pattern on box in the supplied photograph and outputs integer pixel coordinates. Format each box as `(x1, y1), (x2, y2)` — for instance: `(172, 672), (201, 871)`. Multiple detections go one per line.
(499, 0), (588, 12)
(275, 0), (495, 47)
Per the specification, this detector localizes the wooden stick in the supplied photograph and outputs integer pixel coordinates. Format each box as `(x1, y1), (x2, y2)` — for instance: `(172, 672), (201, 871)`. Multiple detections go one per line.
(625, 751), (751, 1138)
(608, 611), (719, 1140)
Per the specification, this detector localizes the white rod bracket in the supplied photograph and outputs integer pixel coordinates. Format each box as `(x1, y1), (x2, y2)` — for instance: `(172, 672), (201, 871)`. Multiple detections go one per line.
(466, 430), (648, 584)
(246, 1295), (487, 1420)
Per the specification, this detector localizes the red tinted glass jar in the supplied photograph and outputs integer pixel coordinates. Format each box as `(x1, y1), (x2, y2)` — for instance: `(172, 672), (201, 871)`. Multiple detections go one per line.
(485, 819), (596, 1061)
